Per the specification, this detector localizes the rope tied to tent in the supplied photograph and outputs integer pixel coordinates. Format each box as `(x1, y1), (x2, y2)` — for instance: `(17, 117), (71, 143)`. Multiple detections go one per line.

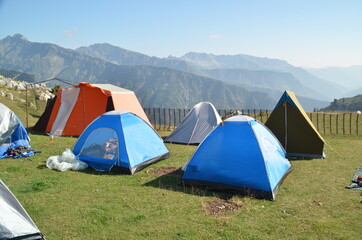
(323, 139), (340, 156)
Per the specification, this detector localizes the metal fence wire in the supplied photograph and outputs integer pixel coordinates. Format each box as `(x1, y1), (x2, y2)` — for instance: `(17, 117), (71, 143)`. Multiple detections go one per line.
(144, 108), (361, 135)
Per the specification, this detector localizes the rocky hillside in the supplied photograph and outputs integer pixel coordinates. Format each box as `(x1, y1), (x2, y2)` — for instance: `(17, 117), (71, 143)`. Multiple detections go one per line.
(321, 95), (362, 112)
(0, 76), (53, 104)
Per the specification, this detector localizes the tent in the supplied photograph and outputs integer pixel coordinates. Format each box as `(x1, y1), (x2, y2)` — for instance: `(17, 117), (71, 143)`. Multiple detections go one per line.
(0, 103), (33, 159)
(33, 82), (150, 136)
(181, 115), (292, 201)
(265, 90), (325, 159)
(164, 102), (222, 144)
(0, 180), (45, 240)
(73, 110), (170, 174)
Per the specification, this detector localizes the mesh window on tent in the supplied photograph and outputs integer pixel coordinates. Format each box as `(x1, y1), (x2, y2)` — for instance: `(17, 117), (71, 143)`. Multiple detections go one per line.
(79, 128), (119, 160)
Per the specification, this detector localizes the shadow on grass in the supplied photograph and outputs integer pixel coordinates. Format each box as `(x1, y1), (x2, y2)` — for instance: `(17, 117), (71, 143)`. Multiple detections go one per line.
(143, 167), (235, 199)
(37, 164), (47, 170)
(77, 167), (127, 176)
(38, 163), (127, 176)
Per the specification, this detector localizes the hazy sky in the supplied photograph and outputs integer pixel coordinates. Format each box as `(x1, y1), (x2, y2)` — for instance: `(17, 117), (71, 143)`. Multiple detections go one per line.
(1, 0), (361, 68)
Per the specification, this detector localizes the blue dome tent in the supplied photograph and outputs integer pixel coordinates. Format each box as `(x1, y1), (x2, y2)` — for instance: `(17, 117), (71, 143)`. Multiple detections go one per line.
(73, 111), (170, 174)
(181, 115), (292, 200)
(0, 103), (33, 159)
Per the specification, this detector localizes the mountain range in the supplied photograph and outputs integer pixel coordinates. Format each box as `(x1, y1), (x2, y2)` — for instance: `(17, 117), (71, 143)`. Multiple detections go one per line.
(76, 43), (344, 101)
(308, 66), (362, 94)
(1, 34), (359, 111)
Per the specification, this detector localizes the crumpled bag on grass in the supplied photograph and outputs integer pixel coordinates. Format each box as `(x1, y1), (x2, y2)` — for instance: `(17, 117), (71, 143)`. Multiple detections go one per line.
(46, 148), (88, 171)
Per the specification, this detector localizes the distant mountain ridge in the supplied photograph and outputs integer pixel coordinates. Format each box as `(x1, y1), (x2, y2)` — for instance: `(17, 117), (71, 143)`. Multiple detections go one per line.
(307, 66), (362, 91)
(179, 52), (344, 100)
(5, 34), (356, 110)
(76, 43), (200, 75)
(76, 43), (341, 103)
(0, 34), (276, 109)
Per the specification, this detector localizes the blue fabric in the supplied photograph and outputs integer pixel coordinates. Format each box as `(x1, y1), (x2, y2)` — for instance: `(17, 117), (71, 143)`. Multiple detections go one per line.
(73, 111), (169, 172)
(121, 113), (169, 168)
(182, 119), (291, 195)
(0, 116), (32, 159)
(274, 91), (298, 110)
(73, 114), (127, 170)
(251, 122), (291, 190)
(76, 155), (117, 171)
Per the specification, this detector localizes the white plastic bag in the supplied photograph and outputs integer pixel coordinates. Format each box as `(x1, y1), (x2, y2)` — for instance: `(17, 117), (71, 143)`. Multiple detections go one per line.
(46, 148), (88, 171)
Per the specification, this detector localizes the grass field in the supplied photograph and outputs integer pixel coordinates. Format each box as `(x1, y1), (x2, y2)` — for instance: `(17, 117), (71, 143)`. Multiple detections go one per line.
(1, 132), (361, 240)
(1, 92), (362, 239)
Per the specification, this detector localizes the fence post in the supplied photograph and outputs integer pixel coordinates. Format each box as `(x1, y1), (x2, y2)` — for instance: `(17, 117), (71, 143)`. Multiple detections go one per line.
(316, 113), (319, 132)
(159, 108), (162, 130)
(323, 113), (326, 134)
(357, 113), (359, 135)
(173, 108), (176, 129)
(153, 108), (156, 129)
(178, 109), (182, 123)
(330, 114), (332, 134)
(350, 113), (352, 134)
(343, 113), (346, 135)
(260, 109), (263, 123)
(168, 108), (171, 130)
(336, 114), (339, 134)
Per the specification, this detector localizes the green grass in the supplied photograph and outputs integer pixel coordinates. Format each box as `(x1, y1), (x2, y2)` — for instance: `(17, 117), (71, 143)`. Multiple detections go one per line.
(1, 87), (362, 239)
(0, 133), (361, 240)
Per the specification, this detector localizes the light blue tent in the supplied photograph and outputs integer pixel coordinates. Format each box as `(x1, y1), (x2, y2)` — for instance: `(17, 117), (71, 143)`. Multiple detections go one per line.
(181, 115), (292, 200)
(73, 110), (170, 174)
(0, 103), (33, 159)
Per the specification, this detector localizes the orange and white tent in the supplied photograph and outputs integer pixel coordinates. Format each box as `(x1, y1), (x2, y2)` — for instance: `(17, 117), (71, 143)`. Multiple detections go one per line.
(33, 82), (150, 136)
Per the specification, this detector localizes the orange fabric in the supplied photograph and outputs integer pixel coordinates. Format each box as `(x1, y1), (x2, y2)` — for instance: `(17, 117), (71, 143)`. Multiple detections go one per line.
(45, 82), (150, 135)
(111, 93), (151, 125)
(61, 83), (109, 135)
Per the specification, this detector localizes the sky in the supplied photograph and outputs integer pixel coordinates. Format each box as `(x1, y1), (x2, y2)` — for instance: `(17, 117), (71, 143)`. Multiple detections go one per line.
(0, 0), (361, 68)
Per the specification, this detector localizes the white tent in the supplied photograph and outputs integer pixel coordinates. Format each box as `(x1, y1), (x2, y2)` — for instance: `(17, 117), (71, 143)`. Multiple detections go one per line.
(0, 104), (19, 145)
(0, 103), (32, 159)
(0, 180), (45, 240)
(164, 102), (222, 145)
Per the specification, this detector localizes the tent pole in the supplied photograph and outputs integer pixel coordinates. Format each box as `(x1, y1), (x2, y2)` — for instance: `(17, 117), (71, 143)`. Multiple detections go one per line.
(25, 84), (29, 129)
(284, 102), (287, 150)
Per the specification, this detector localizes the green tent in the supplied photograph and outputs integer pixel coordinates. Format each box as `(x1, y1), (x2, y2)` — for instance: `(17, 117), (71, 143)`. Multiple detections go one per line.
(265, 90), (325, 159)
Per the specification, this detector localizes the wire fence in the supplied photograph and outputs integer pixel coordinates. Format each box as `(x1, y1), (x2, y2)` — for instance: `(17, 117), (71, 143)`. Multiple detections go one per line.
(144, 108), (361, 135)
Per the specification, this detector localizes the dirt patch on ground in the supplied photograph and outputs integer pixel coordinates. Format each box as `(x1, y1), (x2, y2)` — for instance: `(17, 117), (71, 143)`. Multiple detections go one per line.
(202, 198), (243, 216)
(151, 166), (183, 176)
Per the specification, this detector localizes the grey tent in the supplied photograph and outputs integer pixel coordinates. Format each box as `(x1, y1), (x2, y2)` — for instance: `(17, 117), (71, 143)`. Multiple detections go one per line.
(0, 103), (32, 159)
(0, 180), (45, 240)
(164, 102), (222, 145)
